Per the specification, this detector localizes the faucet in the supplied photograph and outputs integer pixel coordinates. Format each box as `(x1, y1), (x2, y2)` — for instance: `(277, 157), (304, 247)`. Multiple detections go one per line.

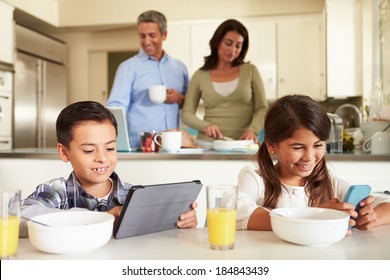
(335, 104), (362, 128)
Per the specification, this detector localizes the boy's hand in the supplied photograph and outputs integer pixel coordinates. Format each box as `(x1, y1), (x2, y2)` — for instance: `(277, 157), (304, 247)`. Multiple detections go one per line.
(108, 206), (123, 227)
(177, 202), (198, 228)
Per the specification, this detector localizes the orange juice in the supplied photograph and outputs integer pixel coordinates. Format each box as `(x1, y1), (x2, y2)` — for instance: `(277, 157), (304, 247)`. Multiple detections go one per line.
(0, 216), (20, 258)
(207, 208), (237, 249)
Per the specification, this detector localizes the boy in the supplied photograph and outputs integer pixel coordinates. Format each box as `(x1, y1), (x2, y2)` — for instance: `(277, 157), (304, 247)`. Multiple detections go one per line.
(20, 101), (197, 237)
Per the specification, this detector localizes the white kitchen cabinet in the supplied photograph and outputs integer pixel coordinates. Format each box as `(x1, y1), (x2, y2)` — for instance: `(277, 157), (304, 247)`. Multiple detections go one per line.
(189, 19), (278, 101)
(0, 2), (15, 64)
(189, 21), (221, 75)
(242, 19), (277, 101)
(326, 0), (362, 98)
(166, 14), (325, 101)
(276, 14), (326, 101)
(169, 19), (277, 100)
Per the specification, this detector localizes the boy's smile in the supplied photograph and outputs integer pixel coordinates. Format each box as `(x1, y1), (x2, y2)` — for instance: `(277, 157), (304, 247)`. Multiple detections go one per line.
(57, 120), (118, 198)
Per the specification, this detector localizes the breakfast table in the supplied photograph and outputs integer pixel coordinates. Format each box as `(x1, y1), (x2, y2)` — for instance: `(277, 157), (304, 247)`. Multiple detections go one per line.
(16, 225), (390, 260)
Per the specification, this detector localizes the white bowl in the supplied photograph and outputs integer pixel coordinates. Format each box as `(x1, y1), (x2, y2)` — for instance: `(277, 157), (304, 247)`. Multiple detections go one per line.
(213, 140), (254, 151)
(270, 207), (349, 246)
(27, 211), (114, 254)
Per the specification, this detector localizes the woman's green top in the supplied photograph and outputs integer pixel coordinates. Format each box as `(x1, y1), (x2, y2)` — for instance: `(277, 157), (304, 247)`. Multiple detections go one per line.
(182, 63), (268, 141)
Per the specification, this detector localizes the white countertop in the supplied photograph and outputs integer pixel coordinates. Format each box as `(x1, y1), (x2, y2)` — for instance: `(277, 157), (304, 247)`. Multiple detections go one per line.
(1, 148), (390, 161)
(16, 225), (390, 260)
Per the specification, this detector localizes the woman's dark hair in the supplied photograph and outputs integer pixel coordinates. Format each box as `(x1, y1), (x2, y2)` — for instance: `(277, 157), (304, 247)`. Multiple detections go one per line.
(257, 94), (333, 208)
(56, 101), (117, 148)
(201, 19), (249, 70)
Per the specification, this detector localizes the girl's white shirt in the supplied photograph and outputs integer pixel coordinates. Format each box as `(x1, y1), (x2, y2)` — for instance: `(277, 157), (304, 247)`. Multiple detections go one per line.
(236, 165), (390, 230)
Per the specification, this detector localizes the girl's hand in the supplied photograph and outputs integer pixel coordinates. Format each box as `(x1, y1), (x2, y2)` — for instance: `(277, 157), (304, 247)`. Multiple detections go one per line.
(240, 130), (259, 143)
(205, 124), (223, 139)
(354, 196), (379, 230)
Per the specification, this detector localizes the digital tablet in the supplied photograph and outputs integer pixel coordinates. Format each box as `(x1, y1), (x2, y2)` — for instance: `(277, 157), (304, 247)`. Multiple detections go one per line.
(106, 106), (132, 152)
(113, 180), (203, 239)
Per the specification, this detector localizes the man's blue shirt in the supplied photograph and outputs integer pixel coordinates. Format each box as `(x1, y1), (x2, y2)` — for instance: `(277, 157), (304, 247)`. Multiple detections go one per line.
(106, 49), (189, 148)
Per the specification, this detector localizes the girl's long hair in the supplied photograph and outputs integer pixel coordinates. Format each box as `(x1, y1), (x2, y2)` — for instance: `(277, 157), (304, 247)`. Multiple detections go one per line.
(258, 95), (333, 208)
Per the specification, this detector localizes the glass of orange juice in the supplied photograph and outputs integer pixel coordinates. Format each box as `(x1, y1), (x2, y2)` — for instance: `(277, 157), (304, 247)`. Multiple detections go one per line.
(206, 185), (237, 250)
(0, 188), (21, 260)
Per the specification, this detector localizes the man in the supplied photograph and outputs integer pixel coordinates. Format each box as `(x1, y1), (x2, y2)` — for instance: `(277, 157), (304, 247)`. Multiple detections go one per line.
(106, 10), (188, 148)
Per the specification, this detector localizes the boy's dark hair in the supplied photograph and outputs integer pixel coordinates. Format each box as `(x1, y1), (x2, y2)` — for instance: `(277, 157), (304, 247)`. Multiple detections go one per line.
(56, 101), (118, 148)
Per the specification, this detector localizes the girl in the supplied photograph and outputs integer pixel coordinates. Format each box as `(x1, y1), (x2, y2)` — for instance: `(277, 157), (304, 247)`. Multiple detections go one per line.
(236, 95), (390, 233)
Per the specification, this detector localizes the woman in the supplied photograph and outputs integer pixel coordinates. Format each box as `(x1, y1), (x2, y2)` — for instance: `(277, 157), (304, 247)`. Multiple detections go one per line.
(181, 19), (268, 147)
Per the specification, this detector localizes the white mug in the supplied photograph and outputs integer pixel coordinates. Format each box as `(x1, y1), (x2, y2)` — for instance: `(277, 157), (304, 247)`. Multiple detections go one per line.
(362, 132), (390, 154)
(153, 131), (182, 152)
(149, 85), (167, 104)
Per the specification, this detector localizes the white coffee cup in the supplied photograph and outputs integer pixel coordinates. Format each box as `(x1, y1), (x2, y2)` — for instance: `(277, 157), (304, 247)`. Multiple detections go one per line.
(153, 131), (182, 152)
(362, 132), (390, 154)
(149, 85), (167, 104)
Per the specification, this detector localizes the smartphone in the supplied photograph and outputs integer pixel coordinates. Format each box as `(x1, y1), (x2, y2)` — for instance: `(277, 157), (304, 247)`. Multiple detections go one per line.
(343, 185), (371, 210)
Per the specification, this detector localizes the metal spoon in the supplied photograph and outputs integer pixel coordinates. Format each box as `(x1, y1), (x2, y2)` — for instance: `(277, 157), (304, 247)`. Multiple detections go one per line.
(259, 205), (285, 217)
(21, 216), (51, 227)
(382, 123), (390, 133)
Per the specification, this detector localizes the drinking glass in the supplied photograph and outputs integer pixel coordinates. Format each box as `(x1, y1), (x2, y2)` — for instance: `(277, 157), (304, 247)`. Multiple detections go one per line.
(329, 124), (344, 153)
(0, 188), (21, 260)
(206, 185), (237, 250)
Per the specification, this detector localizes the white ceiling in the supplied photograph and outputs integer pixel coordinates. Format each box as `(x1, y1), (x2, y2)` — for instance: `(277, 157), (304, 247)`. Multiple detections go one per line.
(12, 0), (326, 34)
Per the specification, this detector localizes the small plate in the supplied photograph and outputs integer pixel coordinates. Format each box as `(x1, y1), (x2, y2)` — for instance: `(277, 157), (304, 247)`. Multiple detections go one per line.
(213, 140), (254, 151)
(178, 148), (207, 153)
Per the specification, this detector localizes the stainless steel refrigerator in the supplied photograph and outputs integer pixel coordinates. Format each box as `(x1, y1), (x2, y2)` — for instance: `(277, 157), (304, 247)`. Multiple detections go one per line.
(13, 24), (67, 148)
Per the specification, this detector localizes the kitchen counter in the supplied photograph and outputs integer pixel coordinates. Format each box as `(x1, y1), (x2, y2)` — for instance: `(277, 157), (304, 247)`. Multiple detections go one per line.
(16, 225), (390, 260)
(1, 148), (389, 161)
(1, 148), (389, 226)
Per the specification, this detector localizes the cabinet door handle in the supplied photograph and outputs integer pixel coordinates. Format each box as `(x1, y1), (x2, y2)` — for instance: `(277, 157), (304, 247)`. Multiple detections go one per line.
(0, 140), (10, 144)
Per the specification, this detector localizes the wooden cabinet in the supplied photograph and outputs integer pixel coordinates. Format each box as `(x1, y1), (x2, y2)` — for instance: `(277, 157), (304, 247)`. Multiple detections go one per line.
(0, 2), (14, 64)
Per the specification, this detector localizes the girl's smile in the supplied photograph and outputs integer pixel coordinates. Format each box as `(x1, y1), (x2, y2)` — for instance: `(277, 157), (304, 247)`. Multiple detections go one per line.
(270, 127), (326, 186)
